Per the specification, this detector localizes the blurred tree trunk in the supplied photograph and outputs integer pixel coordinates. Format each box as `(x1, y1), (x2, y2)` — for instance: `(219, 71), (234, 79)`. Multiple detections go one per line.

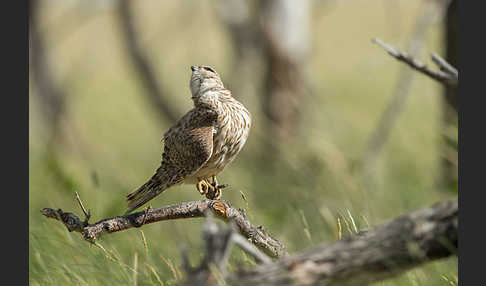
(439, 0), (458, 192)
(218, 0), (261, 98)
(29, 0), (66, 144)
(259, 0), (310, 154)
(117, 0), (181, 124)
(30, 0), (80, 192)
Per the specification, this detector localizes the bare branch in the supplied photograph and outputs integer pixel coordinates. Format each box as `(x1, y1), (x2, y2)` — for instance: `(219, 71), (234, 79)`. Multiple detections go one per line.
(74, 191), (91, 225)
(188, 199), (457, 286)
(362, 0), (452, 174)
(41, 199), (287, 258)
(116, 0), (180, 123)
(372, 38), (458, 87)
(431, 53), (458, 80)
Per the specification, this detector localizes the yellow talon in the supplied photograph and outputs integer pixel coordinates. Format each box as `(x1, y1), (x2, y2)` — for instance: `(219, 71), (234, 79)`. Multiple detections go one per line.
(197, 177), (228, 200)
(207, 176), (227, 200)
(197, 180), (208, 195)
(197, 179), (215, 196)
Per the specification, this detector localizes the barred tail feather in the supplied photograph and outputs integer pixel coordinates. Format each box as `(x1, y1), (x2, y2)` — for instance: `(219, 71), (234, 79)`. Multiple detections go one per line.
(125, 177), (166, 214)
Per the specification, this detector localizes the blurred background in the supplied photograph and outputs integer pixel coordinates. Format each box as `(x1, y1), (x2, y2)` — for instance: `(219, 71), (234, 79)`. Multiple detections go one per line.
(29, 0), (458, 285)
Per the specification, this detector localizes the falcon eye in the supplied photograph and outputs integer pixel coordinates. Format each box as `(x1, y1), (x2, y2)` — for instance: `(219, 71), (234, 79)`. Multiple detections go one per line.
(204, 67), (215, 73)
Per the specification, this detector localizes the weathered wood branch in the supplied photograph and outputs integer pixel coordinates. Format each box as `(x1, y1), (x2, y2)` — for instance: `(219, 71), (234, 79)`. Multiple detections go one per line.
(41, 199), (287, 258)
(373, 38), (458, 87)
(184, 199), (457, 286)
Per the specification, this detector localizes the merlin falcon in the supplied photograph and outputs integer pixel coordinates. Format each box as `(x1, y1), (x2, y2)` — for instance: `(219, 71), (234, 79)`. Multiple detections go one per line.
(125, 65), (252, 214)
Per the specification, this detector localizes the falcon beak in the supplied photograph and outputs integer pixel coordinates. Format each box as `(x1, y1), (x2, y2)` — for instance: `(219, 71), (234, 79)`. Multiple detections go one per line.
(191, 66), (198, 72)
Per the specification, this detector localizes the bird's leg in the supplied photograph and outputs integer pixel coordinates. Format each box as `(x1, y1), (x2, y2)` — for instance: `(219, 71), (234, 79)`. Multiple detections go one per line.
(210, 176), (221, 200)
(208, 176), (228, 200)
(211, 176), (218, 187)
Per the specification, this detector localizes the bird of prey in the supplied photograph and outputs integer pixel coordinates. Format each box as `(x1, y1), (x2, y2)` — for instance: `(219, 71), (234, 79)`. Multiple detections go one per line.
(125, 65), (252, 214)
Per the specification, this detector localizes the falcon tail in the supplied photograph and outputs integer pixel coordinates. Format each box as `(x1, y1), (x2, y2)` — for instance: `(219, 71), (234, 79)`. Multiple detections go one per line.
(125, 176), (167, 214)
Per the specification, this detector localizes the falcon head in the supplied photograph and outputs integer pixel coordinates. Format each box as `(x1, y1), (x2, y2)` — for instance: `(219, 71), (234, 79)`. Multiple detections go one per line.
(189, 65), (225, 98)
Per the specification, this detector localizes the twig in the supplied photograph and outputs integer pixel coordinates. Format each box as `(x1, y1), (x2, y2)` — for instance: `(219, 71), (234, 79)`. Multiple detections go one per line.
(75, 191), (91, 225)
(431, 53), (458, 79)
(41, 199), (286, 258)
(372, 38), (458, 87)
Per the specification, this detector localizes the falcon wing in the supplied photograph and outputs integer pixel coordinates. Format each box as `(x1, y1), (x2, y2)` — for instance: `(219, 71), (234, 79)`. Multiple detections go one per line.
(159, 107), (218, 186)
(125, 108), (217, 213)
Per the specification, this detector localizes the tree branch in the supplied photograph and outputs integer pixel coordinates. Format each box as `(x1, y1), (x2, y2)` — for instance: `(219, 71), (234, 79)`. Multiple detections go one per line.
(41, 195), (456, 285)
(431, 53), (458, 80)
(362, 0), (452, 175)
(189, 199), (457, 286)
(41, 199), (287, 258)
(372, 38), (458, 87)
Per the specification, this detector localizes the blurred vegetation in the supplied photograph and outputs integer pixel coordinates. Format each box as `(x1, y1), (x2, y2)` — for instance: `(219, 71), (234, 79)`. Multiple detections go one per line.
(29, 0), (457, 285)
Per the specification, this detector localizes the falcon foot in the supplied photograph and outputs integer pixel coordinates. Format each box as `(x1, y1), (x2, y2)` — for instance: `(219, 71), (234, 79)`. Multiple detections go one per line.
(197, 177), (229, 200)
(206, 176), (229, 200)
(197, 179), (213, 196)
(208, 184), (228, 200)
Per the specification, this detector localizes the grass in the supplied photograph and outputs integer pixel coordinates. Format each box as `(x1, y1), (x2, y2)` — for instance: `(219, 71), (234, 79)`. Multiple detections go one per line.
(30, 0), (457, 285)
